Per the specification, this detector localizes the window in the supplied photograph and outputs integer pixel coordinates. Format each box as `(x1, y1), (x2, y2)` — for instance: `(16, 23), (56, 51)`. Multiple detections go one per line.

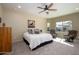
(56, 21), (72, 31)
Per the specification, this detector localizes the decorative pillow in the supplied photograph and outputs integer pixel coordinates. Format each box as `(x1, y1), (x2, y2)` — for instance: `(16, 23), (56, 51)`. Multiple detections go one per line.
(34, 29), (40, 34)
(28, 29), (33, 34)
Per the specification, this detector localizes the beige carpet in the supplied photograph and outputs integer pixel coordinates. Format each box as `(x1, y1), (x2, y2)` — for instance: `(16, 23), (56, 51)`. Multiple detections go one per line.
(9, 38), (79, 55)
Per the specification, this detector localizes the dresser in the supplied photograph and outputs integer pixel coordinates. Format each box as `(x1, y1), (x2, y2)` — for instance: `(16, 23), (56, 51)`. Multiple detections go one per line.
(0, 27), (12, 53)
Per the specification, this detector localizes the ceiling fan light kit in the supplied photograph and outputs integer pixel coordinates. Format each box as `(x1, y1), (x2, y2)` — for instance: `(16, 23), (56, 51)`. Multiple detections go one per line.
(37, 3), (57, 14)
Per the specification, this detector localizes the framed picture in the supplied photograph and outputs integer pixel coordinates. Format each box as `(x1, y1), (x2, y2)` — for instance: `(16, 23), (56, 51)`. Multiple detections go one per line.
(28, 20), (35, 28)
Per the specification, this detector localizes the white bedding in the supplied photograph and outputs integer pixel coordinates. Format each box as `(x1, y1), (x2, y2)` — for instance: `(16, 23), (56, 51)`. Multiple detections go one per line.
(23, 32), (53, 50)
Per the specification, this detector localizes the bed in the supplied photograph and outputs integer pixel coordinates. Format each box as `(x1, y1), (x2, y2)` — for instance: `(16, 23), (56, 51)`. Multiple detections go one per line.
(23, 32), (53, 50)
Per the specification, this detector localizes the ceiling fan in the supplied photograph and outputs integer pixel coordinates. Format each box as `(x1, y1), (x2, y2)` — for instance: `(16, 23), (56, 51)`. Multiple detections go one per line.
(37, 3), (57, 14)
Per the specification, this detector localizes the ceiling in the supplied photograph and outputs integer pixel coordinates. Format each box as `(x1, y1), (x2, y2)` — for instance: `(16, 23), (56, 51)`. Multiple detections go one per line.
(1, 3), (79, 18)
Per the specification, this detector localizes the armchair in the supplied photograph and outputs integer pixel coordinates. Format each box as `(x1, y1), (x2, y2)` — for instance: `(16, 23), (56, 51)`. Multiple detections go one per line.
(50, 29), (57, 38)
(64, 30), (78, 42)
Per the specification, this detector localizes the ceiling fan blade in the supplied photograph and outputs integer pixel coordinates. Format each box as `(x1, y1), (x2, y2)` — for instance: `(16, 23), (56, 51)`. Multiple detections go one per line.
(48, 3), (53, 9)
(39, 10), (46, 13)
(37, 7), (44, 9)
(48, 9), (57, 11)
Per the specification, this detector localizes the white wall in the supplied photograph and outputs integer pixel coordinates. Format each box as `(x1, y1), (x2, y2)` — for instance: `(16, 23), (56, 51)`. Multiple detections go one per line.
(2, 9), (47, 43)
(0, 5), (3, 27)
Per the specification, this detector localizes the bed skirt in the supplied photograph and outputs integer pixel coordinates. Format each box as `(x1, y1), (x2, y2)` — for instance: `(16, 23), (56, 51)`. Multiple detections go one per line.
(23, 38), (53, 51)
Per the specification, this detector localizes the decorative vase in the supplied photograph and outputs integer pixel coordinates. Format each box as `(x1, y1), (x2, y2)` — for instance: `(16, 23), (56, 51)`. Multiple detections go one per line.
(2, 23), (6, 27)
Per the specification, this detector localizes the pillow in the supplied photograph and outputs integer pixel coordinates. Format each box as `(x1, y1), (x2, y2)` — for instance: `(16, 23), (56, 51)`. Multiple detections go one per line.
(28, 29), (33, 34)
(34, 29), (40, 34)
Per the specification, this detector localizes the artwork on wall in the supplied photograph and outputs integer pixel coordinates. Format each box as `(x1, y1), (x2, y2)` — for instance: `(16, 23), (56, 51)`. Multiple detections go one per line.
(28, 20), (35, 28)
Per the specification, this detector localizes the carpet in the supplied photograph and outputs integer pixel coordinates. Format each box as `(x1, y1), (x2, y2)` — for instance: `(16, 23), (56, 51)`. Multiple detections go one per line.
(8, 38), (79, 55)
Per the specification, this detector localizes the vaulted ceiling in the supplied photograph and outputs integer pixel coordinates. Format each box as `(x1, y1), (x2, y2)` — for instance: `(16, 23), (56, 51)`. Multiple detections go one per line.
(1, 3), (79, 18)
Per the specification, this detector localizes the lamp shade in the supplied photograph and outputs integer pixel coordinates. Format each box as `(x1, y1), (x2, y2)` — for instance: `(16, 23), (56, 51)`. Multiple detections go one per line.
(47, 23), (50, 27)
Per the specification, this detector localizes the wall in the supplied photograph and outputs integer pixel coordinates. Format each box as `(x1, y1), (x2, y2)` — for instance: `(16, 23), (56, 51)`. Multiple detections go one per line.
(47, 12), (79, 35)
(47, 18), (55, 29)
(0, 5), (2, 17)
(2, 9), (47, 43)
(0, 5), (3, 27)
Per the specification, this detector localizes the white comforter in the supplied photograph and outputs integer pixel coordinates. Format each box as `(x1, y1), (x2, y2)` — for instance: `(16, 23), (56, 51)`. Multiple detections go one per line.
(23, 32), (53, 50)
